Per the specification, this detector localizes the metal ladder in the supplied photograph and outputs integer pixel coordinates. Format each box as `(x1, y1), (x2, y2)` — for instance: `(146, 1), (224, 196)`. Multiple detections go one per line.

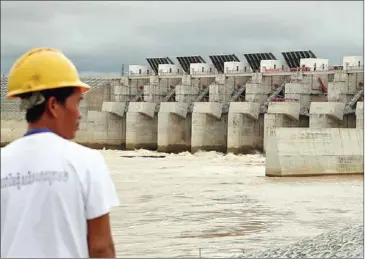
(188, 87), (210, 111)
(230, 85), (246, 102)
(196, 87), (209, 102)
(155, 88), (177, 112)
(260, 83), (285, 113)
(163, 88), (176, 102)
(131, 91), (144, 102)
(344, 88), (364, 114)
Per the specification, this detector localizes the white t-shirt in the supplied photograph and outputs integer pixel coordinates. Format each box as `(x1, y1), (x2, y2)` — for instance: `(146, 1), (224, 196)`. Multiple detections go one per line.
(1, 132), (120, 258)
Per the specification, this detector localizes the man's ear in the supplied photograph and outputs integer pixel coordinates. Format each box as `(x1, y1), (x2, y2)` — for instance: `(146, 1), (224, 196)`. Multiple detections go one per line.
(46, 96), (59, 118)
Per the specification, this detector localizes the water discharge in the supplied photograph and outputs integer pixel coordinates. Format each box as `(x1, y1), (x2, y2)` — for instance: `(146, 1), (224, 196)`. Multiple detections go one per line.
(102, 149), (363, 258)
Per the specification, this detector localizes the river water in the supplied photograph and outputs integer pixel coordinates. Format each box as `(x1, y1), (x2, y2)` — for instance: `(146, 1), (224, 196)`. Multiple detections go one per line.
(102, 149), (363, 258)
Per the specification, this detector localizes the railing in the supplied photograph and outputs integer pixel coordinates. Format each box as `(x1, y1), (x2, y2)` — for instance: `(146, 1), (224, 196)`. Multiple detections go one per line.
(261, 65), (364, 73)
(263, 67), (328, 73)
(225, 69), (253, 74)
(128, 72), (155, 77)
(190, 70), (219, 76)
(158, 71), (185, 76)
(330, 65), (364, 71)
(77, 65), (365, 80)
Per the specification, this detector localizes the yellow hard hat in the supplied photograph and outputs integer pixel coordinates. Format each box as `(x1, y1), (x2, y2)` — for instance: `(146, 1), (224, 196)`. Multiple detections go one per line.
(7, 47), (90, 98)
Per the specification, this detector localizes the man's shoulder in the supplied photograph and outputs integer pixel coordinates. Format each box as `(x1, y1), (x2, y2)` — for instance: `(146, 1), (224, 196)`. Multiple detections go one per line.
(2, 134), (103, 163)
(63, 139), (104, 162)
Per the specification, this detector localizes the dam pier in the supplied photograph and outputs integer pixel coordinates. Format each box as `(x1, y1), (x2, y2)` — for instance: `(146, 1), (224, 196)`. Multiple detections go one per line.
(1, 51), (363, 176)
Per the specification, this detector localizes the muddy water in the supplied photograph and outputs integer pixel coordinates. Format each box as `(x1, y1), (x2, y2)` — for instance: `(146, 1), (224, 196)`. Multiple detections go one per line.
(102, 149), (363, 258)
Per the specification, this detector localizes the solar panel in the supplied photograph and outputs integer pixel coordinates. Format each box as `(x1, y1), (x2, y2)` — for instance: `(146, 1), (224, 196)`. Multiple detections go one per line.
(209, 54), (240, 73)
(176, 56), (206, 74)
(281, 50), (317, 69)
(243, 53), (276, 72)
(146, 57), (174, 75)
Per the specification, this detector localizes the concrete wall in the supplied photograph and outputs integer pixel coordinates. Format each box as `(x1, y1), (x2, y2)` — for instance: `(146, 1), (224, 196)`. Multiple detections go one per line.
(356, 102), (363, 129)
(129, 65), (150, 75)
(175, 85), (199, 103)
(301, 74), (328, 95)
(1, 112), (26, 145)
(300, 58), (329, 71)
(126, 102), (158, 150)
(224, 61), (251, 73)
(76, 110), (126, 149)
(210, 76), (244, 103)
(191, 102), (227, 153)
(260, 60), (286, 72)
(157, 102), (191, 153)
(266, 128), (363, 176)
(263, 102), (300, 152)
(327, 71), (363, 103)
(1, 71), (363, 163)
(246, 83), (271, 104)
(343, 56), (363, 68)
(309, 102), (346, 128)
(227, 102), (263, 154)
(284, 83), (311, 114)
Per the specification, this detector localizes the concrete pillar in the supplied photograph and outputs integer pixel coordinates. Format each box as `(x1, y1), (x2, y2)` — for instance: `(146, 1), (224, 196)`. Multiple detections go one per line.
(84, 86), (104, 111)
(157, 102), (191, 153)
(263, 75), (287, 90)
(126, 102), (158, 150)
(251, 73), (263, 84)
(182, 75), (192, 86)
(144, 76), (168, 103)
(302, 74), (329, 95)
(76, 108), (126, 149)
(327, 72), (358, 104)
(191, 102), (227, 153)
(245, 83), (271, 105)
(175, 85), (199, 103)
(309, 102), (345, 128)
(227, 102), (263, 154)
(111, 77), (135, 102)
(328, 81), (354, 103)
(209, 77), (234, 103)
(331, 71), (361, 95)
(264, 102), (300, 153)
(129, 78), (149, 99)
(356, 102), (363, 129)
(285, 83), (311, 114)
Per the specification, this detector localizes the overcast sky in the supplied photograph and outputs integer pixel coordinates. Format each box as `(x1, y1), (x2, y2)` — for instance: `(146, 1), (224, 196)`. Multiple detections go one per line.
(1, 1), (363, 75)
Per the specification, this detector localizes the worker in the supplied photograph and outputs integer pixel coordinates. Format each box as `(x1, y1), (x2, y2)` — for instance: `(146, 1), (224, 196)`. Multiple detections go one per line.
(1, 48), (120, 258)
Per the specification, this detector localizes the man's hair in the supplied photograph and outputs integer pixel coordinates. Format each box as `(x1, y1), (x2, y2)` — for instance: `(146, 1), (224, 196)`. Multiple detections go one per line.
(18, 87), (76, 123)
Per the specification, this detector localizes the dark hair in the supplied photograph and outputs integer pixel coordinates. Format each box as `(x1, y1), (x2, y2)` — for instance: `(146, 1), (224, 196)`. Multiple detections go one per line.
(18, 87), (76, 123)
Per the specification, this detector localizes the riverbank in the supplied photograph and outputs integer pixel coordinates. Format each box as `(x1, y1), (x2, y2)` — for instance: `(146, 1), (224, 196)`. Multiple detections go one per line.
(232, 224), (364, 258)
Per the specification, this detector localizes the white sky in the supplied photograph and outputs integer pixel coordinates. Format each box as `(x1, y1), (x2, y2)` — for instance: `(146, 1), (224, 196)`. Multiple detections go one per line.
(1, 1), (363, 75)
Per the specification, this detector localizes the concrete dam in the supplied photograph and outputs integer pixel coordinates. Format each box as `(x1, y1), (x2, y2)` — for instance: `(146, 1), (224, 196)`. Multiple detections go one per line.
(1, 51), (363, 176)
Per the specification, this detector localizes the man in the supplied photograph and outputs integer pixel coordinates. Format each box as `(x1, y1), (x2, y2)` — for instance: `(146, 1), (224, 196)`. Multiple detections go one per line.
(1, 48), (120, 258)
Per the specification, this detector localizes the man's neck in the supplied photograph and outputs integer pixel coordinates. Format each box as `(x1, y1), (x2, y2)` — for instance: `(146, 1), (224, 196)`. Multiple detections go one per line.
(27, 121), (57, 134)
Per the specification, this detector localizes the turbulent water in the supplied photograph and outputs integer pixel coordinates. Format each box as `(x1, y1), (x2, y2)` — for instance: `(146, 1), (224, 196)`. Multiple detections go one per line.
(102, 149), (363, 258)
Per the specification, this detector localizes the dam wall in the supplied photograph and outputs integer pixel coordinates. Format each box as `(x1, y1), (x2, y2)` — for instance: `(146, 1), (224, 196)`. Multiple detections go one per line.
(1, 69), (364, 177)
(266, 128), (363, 176)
